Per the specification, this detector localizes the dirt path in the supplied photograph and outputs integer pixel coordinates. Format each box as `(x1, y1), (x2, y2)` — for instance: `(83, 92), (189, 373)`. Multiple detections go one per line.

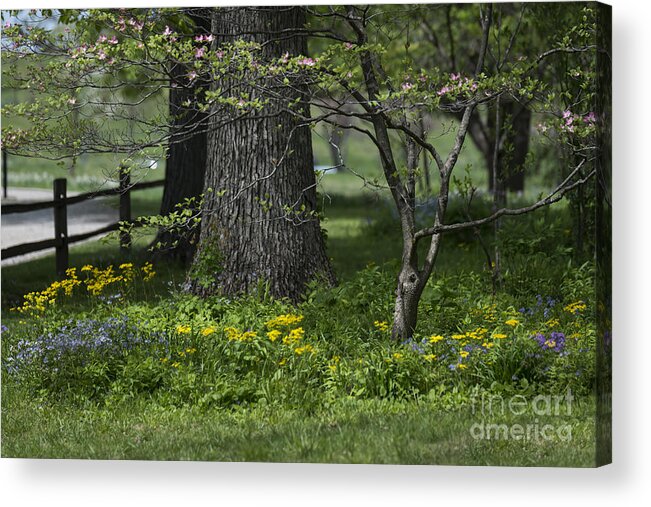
(1, 187), (119, 266)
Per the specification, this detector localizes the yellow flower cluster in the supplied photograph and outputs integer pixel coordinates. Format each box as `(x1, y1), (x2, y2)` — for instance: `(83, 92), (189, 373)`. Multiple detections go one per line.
(282, 327), (304, 346)
(201, 326), (216, 336)
(471, 303), (497, 322)
(266, 329), (282, 342)
(84, 265), (125, 296)
(544, 318), (560, 328)
(425, 325), (514, 364)
(12, 268), (82, 313)
(223, 326), (257, 342)
(141, 262), (155, 282)
(176, 324), (191, 334)
(374, 320), (389, 332)
(118, 263), (136, 282)
(504, 319), (519, 327)
(564, 301), (587, 314)
(451, 328), (489, 341)
(294, 344), (315, 355)
(265, 313), (303, 329)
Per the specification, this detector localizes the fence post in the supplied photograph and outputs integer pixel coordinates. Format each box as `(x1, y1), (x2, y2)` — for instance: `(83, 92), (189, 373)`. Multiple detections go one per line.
(2, 148), (7, 199)
(53, 178), (69, 278)
(119, 166), (131, 250)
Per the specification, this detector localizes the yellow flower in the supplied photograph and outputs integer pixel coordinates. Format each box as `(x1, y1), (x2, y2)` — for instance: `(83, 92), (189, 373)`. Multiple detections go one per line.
(457, 363), (468, 370)
(492, 333), (507, 339)
(294, 344), (315, 355)
(119, 263), (133, 270)
(223, 326), (241, 341)
(327, 355), (340, 371)
(186, 348), (197, 354)
(171, 361), (181, 368)
(160, 357), (169, 363)
(176, 324), (191, 334)
(373, 320), (389, 332)
(283, 327), (304, 345)
(564, 301), (587, 314)
(267, 329), (282, 342)
(482, 342), (494, 349)
(544, 318), (560, 328)
(141, 262), (156, 282)
(505, 319), (519, 327)
(81, 264), (93, 272)
(241, 331), (257, 341)
(429, 334), (444, 344)
(423, 354), (437, 362)
(278, 358), (287, 366)
(451, 334), (466, 340)
(392, 352), (403, 360)
(460, 350), (469, 359)
(265, 314), (303, 330)
(201, 327), (216, 336)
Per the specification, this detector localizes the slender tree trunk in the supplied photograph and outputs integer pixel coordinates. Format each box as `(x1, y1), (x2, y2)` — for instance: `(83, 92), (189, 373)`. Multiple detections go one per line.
(484, 100), (531, 196)
(189, 6), (335, 302)
(506, 104), (531, 193)
(153, 10), (211, 264)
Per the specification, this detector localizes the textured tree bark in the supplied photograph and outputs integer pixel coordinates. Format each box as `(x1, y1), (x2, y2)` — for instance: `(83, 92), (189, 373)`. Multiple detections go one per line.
(392, 262), (425, 341)
(189, 7), (335, 302)
(153, 11), (211, 264)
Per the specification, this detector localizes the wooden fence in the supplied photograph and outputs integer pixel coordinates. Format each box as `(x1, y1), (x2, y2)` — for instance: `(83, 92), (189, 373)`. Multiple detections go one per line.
(1, 168), (164, 277)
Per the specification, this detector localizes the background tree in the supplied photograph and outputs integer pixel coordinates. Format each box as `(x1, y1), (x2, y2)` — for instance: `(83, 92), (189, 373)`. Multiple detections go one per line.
(153, 8), (211, 264)
(290, 4), (600, 338)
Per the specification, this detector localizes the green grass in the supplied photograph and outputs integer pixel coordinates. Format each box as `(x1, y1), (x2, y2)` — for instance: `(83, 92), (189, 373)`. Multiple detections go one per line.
(1, 385), (596, 466)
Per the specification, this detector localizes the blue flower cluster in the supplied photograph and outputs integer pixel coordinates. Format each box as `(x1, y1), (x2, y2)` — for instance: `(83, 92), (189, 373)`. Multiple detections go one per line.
(532, 331), (566, 353)
(519, 294), (558, 318)
(4, 317), (169, 374)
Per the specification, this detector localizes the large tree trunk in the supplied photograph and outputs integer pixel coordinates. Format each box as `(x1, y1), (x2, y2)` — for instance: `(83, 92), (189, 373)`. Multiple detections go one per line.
(189, 7), (335, 302)
(153, 10), (211, 264)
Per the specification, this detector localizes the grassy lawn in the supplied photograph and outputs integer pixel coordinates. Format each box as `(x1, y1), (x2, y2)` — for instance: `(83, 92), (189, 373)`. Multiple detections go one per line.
(2, 385), (596, 466)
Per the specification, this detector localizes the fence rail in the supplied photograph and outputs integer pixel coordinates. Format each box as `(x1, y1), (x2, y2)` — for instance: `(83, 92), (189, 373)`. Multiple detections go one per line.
(1, 169), (164, 276)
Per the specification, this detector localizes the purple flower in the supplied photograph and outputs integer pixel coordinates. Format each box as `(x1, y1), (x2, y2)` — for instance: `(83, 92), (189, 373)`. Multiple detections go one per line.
(297, 57), (316, 67)
(583, 111), (597, 124)
(532, 332), (566, 353)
